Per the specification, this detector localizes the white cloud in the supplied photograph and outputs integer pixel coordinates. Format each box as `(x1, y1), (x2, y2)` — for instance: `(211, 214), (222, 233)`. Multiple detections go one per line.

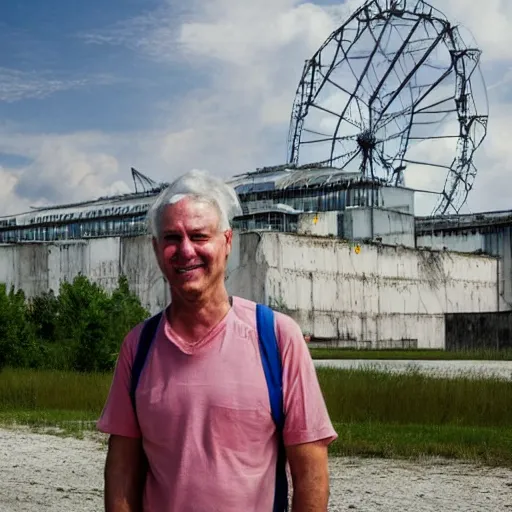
(0, 166), (34, 217)
(0, 67), (118, 103)
(0, 131), (133, 215)
(439, 0), (512, 61)
(4, 0), (512, 217)
(0, 68), (86, 103)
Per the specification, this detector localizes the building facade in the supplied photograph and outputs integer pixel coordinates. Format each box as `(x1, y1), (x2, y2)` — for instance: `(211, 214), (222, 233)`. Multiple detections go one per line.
(0, 165), (417, 248)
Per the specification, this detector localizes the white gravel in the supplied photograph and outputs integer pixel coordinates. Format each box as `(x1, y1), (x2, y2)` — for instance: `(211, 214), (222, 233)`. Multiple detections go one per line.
(0, 427), (510, 511)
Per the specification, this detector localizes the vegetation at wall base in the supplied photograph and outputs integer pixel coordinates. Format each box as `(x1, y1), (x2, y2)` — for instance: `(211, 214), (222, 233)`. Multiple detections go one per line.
(309, 347), (512, 361)
(0, 275), (149, 373)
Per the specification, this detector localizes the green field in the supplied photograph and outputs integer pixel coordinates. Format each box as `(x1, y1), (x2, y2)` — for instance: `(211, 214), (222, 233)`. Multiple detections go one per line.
(0, 367), (511, 467)
(309, 347), (512, 361)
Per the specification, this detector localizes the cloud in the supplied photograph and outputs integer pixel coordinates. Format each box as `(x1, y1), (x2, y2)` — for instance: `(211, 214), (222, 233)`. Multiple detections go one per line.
(0, 67), (120, 103)
(0, 131), (133, 215)
(4, 0), (512, 218)
(0, 166), (34, 217)
(0, 68), (85, 103)
(79, 5), (182, 64)
(439, 0), (512, 61)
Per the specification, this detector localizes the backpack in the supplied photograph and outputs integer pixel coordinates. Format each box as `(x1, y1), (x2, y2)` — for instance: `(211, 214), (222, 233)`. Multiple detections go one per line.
(128, 303), (289, 512)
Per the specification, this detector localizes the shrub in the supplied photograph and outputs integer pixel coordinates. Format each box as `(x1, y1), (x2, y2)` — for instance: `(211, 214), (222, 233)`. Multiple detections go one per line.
(0, 275), (150, 373)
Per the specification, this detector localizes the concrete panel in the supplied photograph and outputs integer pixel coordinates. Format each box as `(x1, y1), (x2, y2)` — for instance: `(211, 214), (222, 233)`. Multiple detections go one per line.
(417, 232), (485, 253)
(87, 238), (120, 292)
(380, 187), (415, 213)
(226, 233), (266, 304)
(297, 212), (338, 237)
(345, 208), (415, 247)
(120, 235), (167, 313)
(17, 245), (49, 297)
(0, 246), (16, 290)
(56, 243), (86, 289)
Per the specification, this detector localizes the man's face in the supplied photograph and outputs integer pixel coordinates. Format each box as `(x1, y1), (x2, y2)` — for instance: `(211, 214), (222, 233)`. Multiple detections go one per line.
(152, 197), (232, 300)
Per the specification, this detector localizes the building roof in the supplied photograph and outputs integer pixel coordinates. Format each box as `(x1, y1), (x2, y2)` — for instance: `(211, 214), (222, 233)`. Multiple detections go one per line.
(227, 164), (365, 193)
(416, 209), (512, 233)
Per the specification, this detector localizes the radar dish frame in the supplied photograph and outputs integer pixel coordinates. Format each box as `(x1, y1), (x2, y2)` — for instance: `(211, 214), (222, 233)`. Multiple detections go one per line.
(286, 0), (488, 215)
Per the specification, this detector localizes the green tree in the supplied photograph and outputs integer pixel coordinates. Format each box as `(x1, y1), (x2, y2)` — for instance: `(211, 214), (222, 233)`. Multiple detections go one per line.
(104, 275), (149, 368)
(0, 286), (40, 369)
(0, 274), (149, 373)
(56, 274), (113, 372)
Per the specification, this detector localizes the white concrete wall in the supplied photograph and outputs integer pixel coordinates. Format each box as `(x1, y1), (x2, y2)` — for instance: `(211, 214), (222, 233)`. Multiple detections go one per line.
(416, 232), (485, 253)
(297, 212), (338, 237)
(226, 233), (503, 349)
(0, 237), (166, 314)
(343, 208), (415, 247)
(0, 230), (504, 349)
(380, 187), (415, 213)
(417, 229), (512, 308)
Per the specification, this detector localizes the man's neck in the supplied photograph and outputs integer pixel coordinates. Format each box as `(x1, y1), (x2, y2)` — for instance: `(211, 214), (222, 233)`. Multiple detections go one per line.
(167, 288), (232, 344)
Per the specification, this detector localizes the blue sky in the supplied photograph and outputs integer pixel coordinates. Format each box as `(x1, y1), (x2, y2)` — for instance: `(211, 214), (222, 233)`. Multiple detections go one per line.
(0, 0), (511, 216)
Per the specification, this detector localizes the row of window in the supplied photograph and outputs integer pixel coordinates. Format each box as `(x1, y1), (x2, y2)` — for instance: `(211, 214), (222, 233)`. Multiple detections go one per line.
(0, 186), (381, 243)
(0, 216), (149, 243)
(233, 213), (298, 233)
(241, 186), (381, 214)
(0, 214), (298, 242)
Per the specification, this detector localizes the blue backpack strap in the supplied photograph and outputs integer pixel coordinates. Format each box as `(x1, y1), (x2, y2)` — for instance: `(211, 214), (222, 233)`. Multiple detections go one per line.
(256, 304), (288, 512)
(130, 311), (163, 412)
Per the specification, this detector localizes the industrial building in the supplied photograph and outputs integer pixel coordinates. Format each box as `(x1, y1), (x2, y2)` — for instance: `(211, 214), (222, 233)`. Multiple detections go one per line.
(0, 166), (509, 350)
(0, 164), (416, 247)
(416, 211), (512, 307)
(0, 0), (506, 349)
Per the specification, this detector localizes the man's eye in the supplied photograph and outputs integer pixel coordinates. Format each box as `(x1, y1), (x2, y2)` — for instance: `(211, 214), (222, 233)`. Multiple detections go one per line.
(191, 234), (208, 241)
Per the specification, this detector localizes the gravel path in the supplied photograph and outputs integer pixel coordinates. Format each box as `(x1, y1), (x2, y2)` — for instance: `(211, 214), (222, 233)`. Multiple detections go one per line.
(0, 428), (510, 511)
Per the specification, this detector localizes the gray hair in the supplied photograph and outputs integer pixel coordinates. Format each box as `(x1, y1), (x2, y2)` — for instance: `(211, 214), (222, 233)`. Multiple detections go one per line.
(147, 170), (243, 237)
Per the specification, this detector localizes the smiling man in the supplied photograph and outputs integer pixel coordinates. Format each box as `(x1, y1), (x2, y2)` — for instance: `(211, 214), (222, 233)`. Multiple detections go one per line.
(97, 170), (337, 512)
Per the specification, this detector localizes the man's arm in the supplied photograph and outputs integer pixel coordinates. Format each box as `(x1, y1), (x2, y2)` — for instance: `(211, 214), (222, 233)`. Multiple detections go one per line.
(286, 440), (330, 512)
(104, 434), (147, 512)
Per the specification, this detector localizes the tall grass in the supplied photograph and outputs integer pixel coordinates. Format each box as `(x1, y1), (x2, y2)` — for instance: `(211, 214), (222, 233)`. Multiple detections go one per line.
(317, 367), (512, 426)
(0, 368), (111, 433)
(1, 367), (511, 465)
(0, 368), (110, 412)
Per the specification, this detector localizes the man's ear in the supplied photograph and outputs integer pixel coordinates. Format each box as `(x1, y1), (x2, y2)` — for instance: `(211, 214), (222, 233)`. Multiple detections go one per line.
(224, 229), (233, 256)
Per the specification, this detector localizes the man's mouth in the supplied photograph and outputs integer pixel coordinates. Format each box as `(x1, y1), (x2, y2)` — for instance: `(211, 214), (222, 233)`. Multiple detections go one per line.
(175, 264), (204, 274)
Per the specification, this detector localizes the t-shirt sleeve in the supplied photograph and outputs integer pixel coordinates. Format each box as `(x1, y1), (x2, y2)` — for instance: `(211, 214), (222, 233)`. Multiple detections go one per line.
(276, 313), (338, 447)
(96, 324), (143, 438)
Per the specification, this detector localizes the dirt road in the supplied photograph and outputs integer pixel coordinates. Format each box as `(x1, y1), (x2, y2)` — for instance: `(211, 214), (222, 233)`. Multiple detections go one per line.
(0, 428), (510, 511)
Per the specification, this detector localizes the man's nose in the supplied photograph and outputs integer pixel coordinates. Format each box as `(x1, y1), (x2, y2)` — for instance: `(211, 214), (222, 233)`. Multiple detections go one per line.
(177, 236), (195, 258)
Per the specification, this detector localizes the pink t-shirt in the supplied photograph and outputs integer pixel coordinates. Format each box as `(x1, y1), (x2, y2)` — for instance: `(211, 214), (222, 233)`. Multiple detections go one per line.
(97, 296), (337, 512)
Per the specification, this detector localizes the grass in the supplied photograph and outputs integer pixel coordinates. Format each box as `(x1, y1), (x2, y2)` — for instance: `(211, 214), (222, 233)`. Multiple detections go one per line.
(0, 366), (511, 466)
(0, 368), (109, 437)
(316, 367), (512, 427)
(309, 347), (512, 361)
(329, 423), (512, 467)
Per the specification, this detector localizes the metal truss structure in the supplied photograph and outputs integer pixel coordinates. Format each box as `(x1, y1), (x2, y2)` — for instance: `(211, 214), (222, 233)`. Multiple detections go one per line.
(287, 0), (488, 214)
(131, 167), (162, 194)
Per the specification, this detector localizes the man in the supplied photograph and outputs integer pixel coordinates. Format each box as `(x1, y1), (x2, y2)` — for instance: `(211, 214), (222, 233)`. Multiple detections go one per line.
(97, 170), (337, 512)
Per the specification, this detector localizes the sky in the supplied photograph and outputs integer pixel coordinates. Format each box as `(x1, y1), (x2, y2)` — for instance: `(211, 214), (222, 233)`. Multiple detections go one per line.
(0, 0), (511, 217)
